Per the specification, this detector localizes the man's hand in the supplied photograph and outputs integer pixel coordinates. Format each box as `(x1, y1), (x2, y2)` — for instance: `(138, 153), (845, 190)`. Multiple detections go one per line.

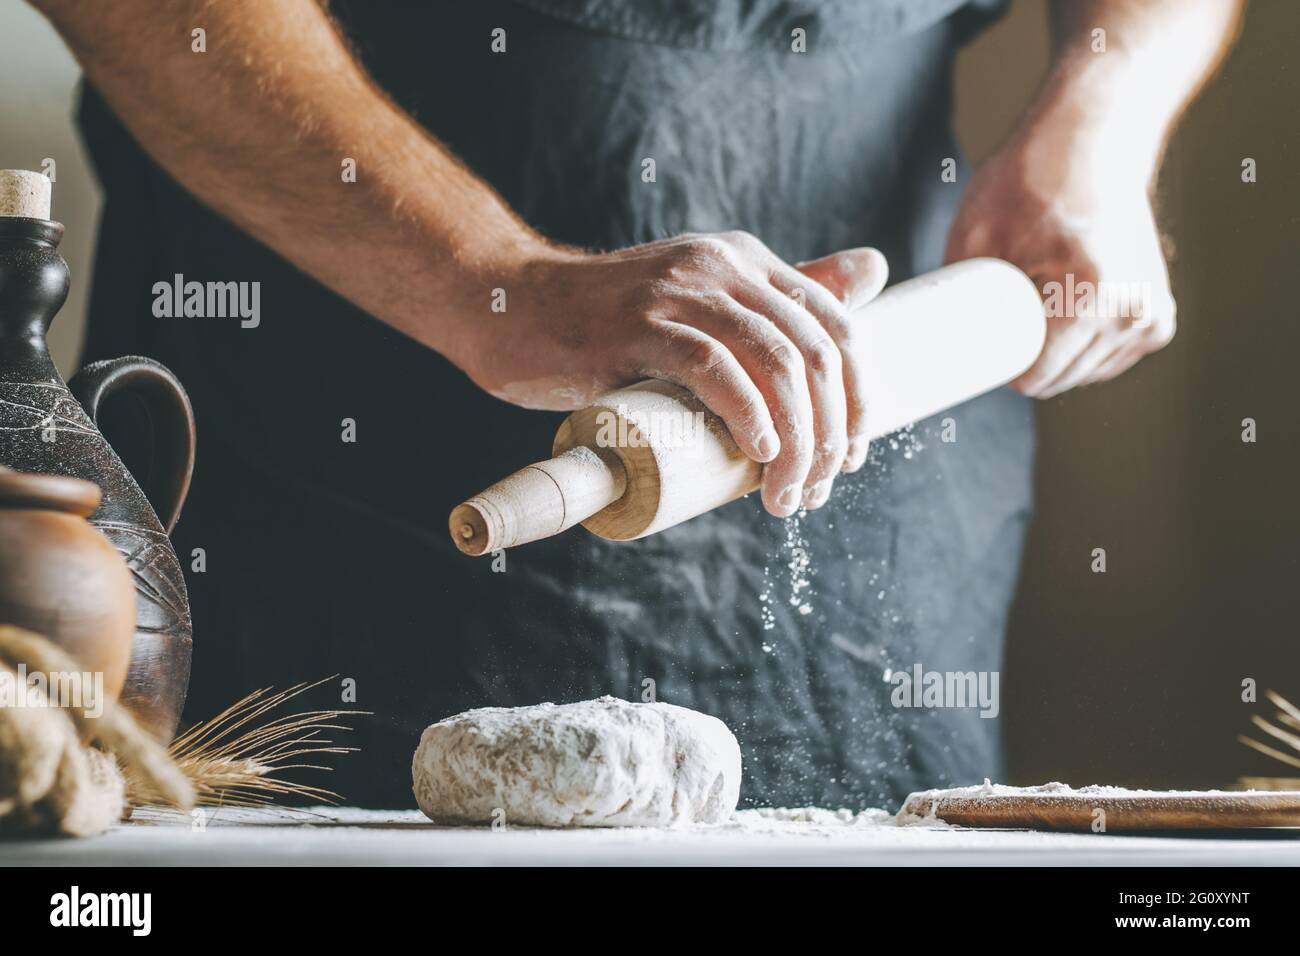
(467, 235), (889, 517)
(946, 135), (1175, 398)
(947, 0), (1243, 399)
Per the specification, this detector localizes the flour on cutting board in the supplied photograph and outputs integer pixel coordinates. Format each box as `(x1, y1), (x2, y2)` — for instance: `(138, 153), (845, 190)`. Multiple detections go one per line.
(909, 780), (1274, 801)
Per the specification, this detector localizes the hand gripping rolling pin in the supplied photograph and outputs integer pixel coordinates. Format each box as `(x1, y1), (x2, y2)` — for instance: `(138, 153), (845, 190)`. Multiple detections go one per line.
(450, 257), (1045, 555)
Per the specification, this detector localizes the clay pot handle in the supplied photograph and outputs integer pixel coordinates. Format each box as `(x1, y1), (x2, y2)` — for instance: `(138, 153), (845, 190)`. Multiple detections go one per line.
(69, 356), (196, 534)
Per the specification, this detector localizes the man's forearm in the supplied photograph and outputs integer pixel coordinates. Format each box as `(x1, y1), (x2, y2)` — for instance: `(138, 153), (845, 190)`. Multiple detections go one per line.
(1026, 0), (1245, 180)
(33, 0), (545, 367)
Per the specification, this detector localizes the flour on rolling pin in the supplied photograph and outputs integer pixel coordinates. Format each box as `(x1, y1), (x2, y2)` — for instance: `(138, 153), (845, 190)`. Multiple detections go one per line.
(0, 170), (52, 219)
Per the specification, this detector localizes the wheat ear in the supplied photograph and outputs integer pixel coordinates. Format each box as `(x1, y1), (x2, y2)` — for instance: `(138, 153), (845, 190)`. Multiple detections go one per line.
(127, 677), (368, 809)
(1238, 690), (1300, 773)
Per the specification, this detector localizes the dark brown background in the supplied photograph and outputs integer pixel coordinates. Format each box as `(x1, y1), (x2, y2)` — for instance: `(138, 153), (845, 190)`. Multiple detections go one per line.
(956, 0), (1299, 788)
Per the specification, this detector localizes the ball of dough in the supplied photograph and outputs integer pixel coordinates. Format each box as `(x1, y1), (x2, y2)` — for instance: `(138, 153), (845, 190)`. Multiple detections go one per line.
(412, 696), (742, 827)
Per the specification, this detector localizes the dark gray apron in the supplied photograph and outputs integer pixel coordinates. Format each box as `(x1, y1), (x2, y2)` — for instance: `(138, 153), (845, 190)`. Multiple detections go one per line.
(78, 0), (1032, 809)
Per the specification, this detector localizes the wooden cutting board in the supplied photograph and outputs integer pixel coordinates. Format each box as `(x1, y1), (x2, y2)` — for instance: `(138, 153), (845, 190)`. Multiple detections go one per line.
(899, 786), (1300, 831)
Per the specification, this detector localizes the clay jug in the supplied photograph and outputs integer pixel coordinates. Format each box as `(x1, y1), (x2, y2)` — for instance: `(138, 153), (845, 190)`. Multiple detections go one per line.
(0, 175), (195, 741)
(0, 468), (136, 708)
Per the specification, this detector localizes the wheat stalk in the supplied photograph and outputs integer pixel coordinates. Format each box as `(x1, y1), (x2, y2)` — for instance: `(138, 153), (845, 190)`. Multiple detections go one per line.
(1238, 690), (1300, 788)
(127, 677), (368, 809)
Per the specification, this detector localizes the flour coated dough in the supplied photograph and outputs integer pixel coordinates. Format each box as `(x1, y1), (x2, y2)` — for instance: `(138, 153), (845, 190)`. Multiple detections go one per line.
(412, 696), (742, 827)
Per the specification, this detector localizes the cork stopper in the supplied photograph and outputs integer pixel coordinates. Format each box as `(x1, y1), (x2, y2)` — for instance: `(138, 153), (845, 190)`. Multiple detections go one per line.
(0, 170), (52, 219)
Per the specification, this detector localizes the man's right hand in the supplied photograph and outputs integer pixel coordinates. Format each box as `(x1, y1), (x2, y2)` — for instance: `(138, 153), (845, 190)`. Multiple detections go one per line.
(465, 233), (888, 517)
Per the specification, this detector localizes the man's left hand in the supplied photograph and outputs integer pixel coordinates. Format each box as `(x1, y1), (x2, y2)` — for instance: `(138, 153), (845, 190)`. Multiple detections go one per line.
(945, 133), (1177, 399)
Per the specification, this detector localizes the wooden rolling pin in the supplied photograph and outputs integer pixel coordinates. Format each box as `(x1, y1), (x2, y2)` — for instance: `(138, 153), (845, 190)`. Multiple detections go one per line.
(451, 257), (1046, 556)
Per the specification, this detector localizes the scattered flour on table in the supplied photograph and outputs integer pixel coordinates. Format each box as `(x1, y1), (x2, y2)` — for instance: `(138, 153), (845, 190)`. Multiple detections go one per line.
(412, 697), (742, 828)
(723, 805), (951, 835)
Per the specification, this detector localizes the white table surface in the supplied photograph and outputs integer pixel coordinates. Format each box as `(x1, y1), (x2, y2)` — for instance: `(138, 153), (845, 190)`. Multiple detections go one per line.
(3, 807), (1300, 866)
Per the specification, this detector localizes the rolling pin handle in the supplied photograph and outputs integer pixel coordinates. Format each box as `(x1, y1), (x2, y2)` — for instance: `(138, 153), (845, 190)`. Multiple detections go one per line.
(449, 445), (627, 556)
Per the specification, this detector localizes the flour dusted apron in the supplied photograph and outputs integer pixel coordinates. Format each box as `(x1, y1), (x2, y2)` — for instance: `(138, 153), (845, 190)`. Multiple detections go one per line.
(78, 0), (1032, 808)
